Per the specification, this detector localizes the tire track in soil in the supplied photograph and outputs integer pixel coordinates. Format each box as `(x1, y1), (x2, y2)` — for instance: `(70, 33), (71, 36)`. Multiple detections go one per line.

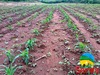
(32, 10), (71, 75)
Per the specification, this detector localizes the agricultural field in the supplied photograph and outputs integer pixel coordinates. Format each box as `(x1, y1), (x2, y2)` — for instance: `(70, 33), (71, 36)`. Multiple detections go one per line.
(0, 2), (100, 75)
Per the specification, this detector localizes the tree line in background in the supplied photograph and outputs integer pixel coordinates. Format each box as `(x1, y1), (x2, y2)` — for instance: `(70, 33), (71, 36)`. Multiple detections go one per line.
(1, 0), (100, 4)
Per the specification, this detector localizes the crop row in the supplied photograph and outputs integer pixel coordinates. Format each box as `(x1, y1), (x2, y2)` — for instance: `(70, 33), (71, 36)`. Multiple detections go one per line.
(61, 5), (100, 42)
(59, 6), (92, 53)
(0, 7), (55, 75)
(65, 4), (100, 15)
(0, 5), (45, 30)
(0, 5), (45, 23)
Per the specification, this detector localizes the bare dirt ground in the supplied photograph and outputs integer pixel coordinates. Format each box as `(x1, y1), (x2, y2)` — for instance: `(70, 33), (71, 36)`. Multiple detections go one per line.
(0, 3), (100, 75)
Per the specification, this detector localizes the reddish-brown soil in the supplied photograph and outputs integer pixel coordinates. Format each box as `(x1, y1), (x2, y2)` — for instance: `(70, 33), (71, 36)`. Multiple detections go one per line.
(67, 6), (100, 22)
(0, 9), (80, 75)
(25, 10), (80, 75)
(62, 8), (100, 61)
(67, 7), (100, 40)
(62, 7), (100, 49)
(0, 7), (42, 30)
(0, 4), (100, 75)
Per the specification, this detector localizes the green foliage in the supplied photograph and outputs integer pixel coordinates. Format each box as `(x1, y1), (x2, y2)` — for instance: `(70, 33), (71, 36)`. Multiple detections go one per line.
(22, 13), (27, 17)
(75, 42), (87, 52)
(75, 34), (79, 41)
(8, 17), (13, 22)
(28, 12), (39, 22)
(67, 20), (73, 29)
(25, 38), (37, 50)
(1, 0), (100, 3)
(67, 20), (78, 31)
(7, 25), (13, 30)
(91, 25), (97, 30)
(32, 29), (40, 36)
(72, 24), (78, 31)
(19, 48), (30, 65)
(41, 11), (53, 24)
(74, 13), (92, 24)
(59, 7), (70, 21)
(5, 50), (14, 63)
(17, 22), (21, 26)
(0, 64), (22, 75)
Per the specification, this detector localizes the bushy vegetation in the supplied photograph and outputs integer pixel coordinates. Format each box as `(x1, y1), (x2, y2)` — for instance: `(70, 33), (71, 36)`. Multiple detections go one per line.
(1, 0), (100, 4)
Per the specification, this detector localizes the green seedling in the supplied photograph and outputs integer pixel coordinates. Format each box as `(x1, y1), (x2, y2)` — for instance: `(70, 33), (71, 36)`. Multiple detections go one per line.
(41, 11), (53, 24)
(72, 24), (78, 31)
(67, 20), (73, 29)
(5, 50), (14, 63)
(84, 18), (92, 24)
(33, 12), (39, 18)
(7, 25), (13, 30)
(75, 34), (79, 41)
(25, 38), (37, 50)
(75, 42), (86, 52)
(59, 7), (70, 21)
(92, 25), (97, 30)
(0, 64), (22, 75)
(22, 13), (27, 17)
(8, 17), (13, 22)
(18, 48), (30, 65)
(17, 22), (21, 26)
(32, 29), (40, 36)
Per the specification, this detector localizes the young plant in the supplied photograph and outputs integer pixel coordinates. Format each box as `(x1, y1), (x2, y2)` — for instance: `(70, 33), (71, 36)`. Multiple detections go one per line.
(32, 29), (40, 36)
(91, 25), (97, 31)
(25, 38), (37, 50)
(17, 22), (21, 26)
(75, 42), (86, 52)
(67, 20), (73, 29)
(41, 11), (53, 24)
(5, 50), (14, 63)
(72, 24), (78, 31)
(8, 17), (13, 22)
(59, 7), (70, 21)
(75, 34), (79, 41)
(18, 48), (30, 65)
(0, 64), (22, 75)
(22, 13), (27, 17)
(7, 25), (13, 30)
